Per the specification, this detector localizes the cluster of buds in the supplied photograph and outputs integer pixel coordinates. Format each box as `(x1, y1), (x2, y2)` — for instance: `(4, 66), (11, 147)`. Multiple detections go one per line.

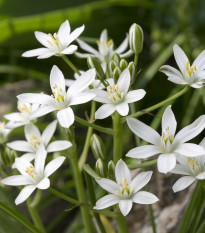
(0, 147), (17, 172)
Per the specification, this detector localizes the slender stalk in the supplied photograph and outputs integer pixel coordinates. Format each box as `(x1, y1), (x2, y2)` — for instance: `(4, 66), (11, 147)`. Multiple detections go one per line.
(61, 55), (81, 76)
(134, 54), (138, 66)
(128, 159), (157, 169)
(115, 210), (129, 233)
(78, 101), (96, 170)
(0, 201), (41, 233)
(30, 190), (42, 207)
(122, 86), (190, 121)
(75, 115), (115, 135)
(112, 112), (123, 163)
(26, 198), (46, 233)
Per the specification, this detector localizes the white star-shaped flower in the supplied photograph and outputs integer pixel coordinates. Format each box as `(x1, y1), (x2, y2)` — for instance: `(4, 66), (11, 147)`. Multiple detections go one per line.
(160, 44), (205, 88)
(17, 65), (96, 128)
(22, 20), (84, 59)
(1, 144), (66, 205)
(94, 159), (158, 216)
(126, 105), (205, 174)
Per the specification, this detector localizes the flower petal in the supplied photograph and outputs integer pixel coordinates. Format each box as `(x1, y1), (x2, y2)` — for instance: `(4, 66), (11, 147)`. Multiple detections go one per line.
(116, 102), (129, 116)
(193, 50), (205, 71)
(157, 153), (176, 174)
(171, 164), (191, 176)
(34, 144), (47, 175)
(130, 171), (153, 193)
(70, 93), (95, 106)
(175, 115), (205, 143)
(15, 185), (36, 205)
(22, 48), (49, 57)
(61, 45), (77, 55)
(24, 124), (41, 142)
(196, 172), (205, 180)
(50, 65), (65, 92)
(126, 118), (161, 146)
(117, 68), (130, 94)
(44, 156), (66, 177)
(162, 105), (177, 135)
(2, 175), (33, 186)
(90, 89), (111, 104)
(174, 143), (205, 157)
(120, 50), (133, 58)
(75, 52), (93, 58)
(4, 113), (25, 122)
(42, 120), (57, 146)
(125, 89), (146, 103)
(14, 158), (34, 177)
(76, 39), (98, 55)
(126, 145), (161, 159)
(36, 177), (50, 189)
(57, 20), (71, 47)
(7, 141), (34, 152)
(167, 76), (187, 85)
(119, 200), (133, 216)
(34, 31), (51, 47)
(66, 25), (85, 45)
(173, 44), (189, 74)
(95, 104), (115, 119)
(115, 35), (129, 54)
(37, 51), (56, 59)
(115, 159), (131, 184)
(132, 191), (159, 204)
(100, 29), (107, 43)
(47, 140), (72, 153)
(94, 194), (119, 210)
(173, 176), (195, 192)
(29, 106), (57, 120)
(159, 65), (184, 80)
(95, 178), (119, 194)
(57, 107), (74, 128)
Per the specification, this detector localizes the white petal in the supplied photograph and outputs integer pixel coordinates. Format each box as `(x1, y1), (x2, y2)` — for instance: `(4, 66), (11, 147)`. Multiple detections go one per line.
(175, 143), (205, 157)
(120, 50), (133, 58)
(175, 115), (205, 143)
(34, 144), (47, 175)
(4, 113), (25, 122)
(115, 159), (131, 184)
(167, 76), (187, 85)
(42, 120), (57, 146)
(100, 29), (107, 43)
(22, 48), (49, 57)
(24, 124), (41, 142)
(57, 20), (71, 47)
(5, 121), (27, 129)
(75, 52), (93, 58)
(119, 200), (133, 216)
(15, 185), (36, 205)
(132, 191), (159, 204)
(115, 35), (129, 54)
(125, 89), (146, 103)
(126, 118), (161, 146)
(200, 137), (205, 148)
(171, 164), (191, 176)
(7, 141), (34, 152)
(44, 156), (66, 177)
(61, 45), (77, 54)
(126, 145), (161, 159)
(29, 106), (57, 120)
(94, 194), (119, 210)
(70, 93), (95, 106)
(117, 68), (130, 94)
(130, 171), (153, 193)
(11, 153), (35, 168)
(34, 31), (51, 47)
(76, 39), (98, 55)
(159, 65), (184, 79)
(2, 175), (33, 186)
(65, 79), (75, 87)
(14, 158), (34, 176)
(193, 50), (205, 71)
(196, 172), (205, 180)
(173, 176), (195, 192)
(66, 25), (85, 45)
(173, 44), (189, 74)
(162, 105), (177, 135)
(47, 140), (72, 153)
(57, 107), (74, 128)
(95, 178), (119, 194)
(37, 51), (55, 59)
(157, 153), (176, 174)
(68, 69), (96, 95)
(50, 65), (65, 92)
(116, 102), (129, 116)
(95, 104), (115, 119)
(36, 177), (50, 189)
(90, 89), (111, 104)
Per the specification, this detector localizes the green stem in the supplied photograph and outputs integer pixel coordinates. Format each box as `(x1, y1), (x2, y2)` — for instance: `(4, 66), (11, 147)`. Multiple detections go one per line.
(61, 55), (81, 76)
(78, 101), (96, 170)
(0, 201), (42, 233)
(75, 115), (115, 135)
(27, 198), (46, 233)
(122, 86), (190, 121)
(128, 159), (157, 169)
(134, 54), (138, 66)
(112, 112), (123, 163)
(115, 210), (129, 233)
(30, 190), (42, 207)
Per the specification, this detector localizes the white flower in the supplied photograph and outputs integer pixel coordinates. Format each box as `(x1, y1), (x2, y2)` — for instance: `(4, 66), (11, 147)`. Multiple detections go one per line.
(126, 105), (205, 174)
(76, 29), (132, 71)
(94, 159), (158, 216)
(7, 121), (71, 166)
(90, 68), (145, 119)
(4, 101), (40, 129)
(171, 137), (205, 192)
(160, 44), (205, 88)
(0, 121), (12, 143)
(1, 144), (66, 205)
(17, 65), (96, 128)
(22, 20), (84, 59)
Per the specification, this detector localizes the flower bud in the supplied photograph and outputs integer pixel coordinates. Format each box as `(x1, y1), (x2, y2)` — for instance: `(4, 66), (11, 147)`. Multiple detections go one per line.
(113, 67), (121, 84)
(128, 62), (136, 84)
(90, 134), (106, 160)
(87, 56), (104, 80)
(129, 23), (144, 54)
(111, 53), (121, 65)
(96, 158), (107, 177)
(109, 60), (118, 75)
(120, 59), (128, 71)
(108, 160), (115, 180)
(83, 164), (101, 180)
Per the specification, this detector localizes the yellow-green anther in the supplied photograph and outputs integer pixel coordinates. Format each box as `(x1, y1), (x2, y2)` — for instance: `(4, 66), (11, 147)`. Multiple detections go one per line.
(129, 23), (144, 54)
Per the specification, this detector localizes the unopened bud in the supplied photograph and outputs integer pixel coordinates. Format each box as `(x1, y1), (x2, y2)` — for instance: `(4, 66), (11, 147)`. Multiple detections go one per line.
(90, 134), (106, 160)
(120, 59), (128, 71)
(96, 158), (107, 177)
(87, 56), (104, 80)
(111, 53), (121, 64)
(109, 60), (118, 75)
(108, 160), (115, 180)
(128, 62), (136, 83)
(113, 67), (121, 84)
(129, 23), (144, 54)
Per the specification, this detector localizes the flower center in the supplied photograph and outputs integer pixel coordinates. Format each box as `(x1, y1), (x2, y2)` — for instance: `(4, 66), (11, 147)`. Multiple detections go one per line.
(17, 103), (32, 117)
(118, 178), (133, 196)
(187, 157), (199, 170)
(160, 126), (174, 152)
(0, 122), (5, 130)
(97, 39), (113, 48)
(107, 85), (124, 102)
(29, 135), (41, 149)
(51, 84), (66, 103)
(25, 165), (37, 179)
(185, 61), (196, 76)
(47, 33), (60, 48)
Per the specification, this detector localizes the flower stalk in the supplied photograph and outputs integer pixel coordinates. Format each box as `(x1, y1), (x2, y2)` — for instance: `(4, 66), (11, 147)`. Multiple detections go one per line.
(62, 55), (81, 76)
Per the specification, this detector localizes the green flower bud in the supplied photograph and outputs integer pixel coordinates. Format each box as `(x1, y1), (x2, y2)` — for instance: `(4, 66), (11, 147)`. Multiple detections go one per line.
(96, 158), (107, 177)
(83, 164), (101, 180)
(87, 56), (104, 80)
(120, 59), (128, 71)
(111, 53), (121, 64)
(128, 62), (136, 84)
(113, 67), (121, 84)
(90, 134), (106, 160)
(109, 60), (118, 75)
(129, 23), (144, 54)
(108, 160), (115, 180)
